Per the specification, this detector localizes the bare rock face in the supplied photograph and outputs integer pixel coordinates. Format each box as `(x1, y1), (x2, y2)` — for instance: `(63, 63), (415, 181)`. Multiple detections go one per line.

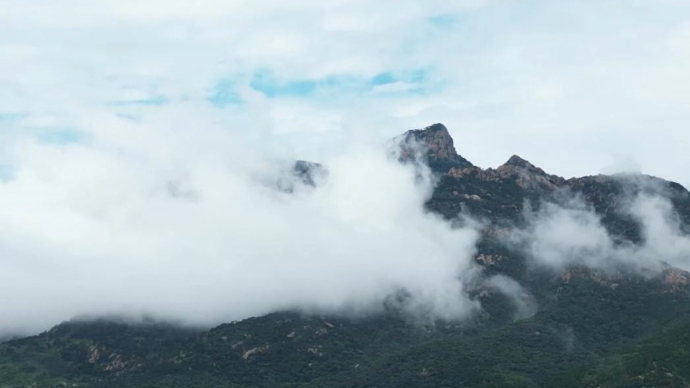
(447, 155), (565, 191)
(404, 124), (458, 161)
(495, 155), (567, 190)
(292, 160), (325, 187)
(502, 155), (537, 170)
(398, 123), (473, 173)
(242, 345), (269, 361)
(663, 268), (690, 292)
(397, 124), (563, 191)
(88, 345), (101, 364)
(105, 354), (128, 372)
(276, 160), (327, 193)
(398, 124), (564, 190)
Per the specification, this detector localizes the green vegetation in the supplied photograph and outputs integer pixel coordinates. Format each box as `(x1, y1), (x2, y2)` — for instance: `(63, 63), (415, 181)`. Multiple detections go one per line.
(3, 271), (690, 388)
(3, 137), (690, 387)
(566, 319), (690, 388)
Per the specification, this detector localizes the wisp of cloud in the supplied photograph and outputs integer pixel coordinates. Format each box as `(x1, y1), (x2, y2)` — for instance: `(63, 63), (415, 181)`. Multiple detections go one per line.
(511, 191), (690, 275)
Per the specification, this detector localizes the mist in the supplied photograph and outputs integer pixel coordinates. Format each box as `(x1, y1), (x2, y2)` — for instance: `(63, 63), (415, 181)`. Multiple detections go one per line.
(3, 117), (689, 340)
(484, 275), (538, 321)
(510, 189), (690, 275)
(0, 123), (482, 337)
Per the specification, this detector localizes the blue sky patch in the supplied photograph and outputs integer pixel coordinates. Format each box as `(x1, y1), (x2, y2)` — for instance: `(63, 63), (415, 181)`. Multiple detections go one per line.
(367, 68), (436, 95)
(429, 14), (458, 28)
(371, 72), (397, 86)
(248, 68), (437, 98)
(250, 70), (318, 98)
(209, 79), (244, 107)
(37, 129), (86, 145)
(370, 69), (430, 87)
(0, 165), (14, 182)
(111, 96), (169, 106)
(250, 70), (371, 98)
(0, 113), (28, 122)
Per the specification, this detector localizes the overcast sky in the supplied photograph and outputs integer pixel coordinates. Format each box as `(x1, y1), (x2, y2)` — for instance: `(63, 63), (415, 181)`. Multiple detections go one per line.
(1, 0), (690, 336)
(1, 0), (689, 186)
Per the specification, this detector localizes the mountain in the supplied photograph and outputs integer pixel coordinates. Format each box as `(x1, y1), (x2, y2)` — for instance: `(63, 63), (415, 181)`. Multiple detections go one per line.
(2, 124), (690, 388)
(398, 123), (474, 173)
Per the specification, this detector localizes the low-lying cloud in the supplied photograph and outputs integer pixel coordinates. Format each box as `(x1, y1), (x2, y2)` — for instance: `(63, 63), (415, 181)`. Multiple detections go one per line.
(484, 274), (538, 320)
(0, 127), (482, 337)
(511, 190), (690, 275)
(2, 120), (689, 339)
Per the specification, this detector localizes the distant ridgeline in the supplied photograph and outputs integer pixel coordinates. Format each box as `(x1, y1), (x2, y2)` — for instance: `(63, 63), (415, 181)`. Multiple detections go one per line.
(2, 124), (690, 388)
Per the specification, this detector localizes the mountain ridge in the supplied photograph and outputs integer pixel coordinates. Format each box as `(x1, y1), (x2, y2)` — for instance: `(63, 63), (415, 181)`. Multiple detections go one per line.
(2, 123), (690, 388)
(405, 123), (688, 199)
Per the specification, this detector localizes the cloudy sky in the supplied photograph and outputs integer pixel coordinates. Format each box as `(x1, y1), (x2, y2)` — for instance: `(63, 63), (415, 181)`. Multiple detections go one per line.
(2, 0), (690, 184)
(1, 0), (690, 336)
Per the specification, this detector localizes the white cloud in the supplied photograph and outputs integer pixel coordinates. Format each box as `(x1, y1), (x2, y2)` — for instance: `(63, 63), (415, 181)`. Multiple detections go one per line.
(2, 1), (690, 191)
(485, 275), (537, 320)
(0, 126), (482, 336)
(1, 0), (690, 335)
(631, 195), (690, 270)
(512, 192), (690, 274)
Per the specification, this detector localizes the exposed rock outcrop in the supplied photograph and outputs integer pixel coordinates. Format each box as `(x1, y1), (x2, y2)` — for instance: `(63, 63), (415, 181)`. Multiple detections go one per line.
(398, 123), (473, 173)
(447, 155), (566, 191)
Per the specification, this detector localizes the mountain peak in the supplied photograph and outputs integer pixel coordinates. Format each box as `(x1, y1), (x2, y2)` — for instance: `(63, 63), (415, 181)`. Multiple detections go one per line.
(490, 154), (567, 190)
(424, 123), (450, 133)
(400, 123), (473, 172)
(503, 155), (537, 170)
(403, 124), (455, 157)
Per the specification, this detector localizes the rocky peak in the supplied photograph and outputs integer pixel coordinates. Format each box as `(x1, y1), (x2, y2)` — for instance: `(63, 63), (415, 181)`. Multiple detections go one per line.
(276, 160), (326, 193)
(503, 155), (536, 170)
(399, 123), (473, 173)
(499, 155), (551, 176)
(448, 154), (566, 191)
(403, 124), (457, 161)
(292, 160), (325, 187)
(496, 155), (565, 190)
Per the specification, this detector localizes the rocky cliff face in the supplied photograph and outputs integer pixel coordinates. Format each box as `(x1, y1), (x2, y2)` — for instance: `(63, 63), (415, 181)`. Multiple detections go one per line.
(408, 124), (689, 228)
(398, 123), (473, 172)
(448, 155), (567, 192)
